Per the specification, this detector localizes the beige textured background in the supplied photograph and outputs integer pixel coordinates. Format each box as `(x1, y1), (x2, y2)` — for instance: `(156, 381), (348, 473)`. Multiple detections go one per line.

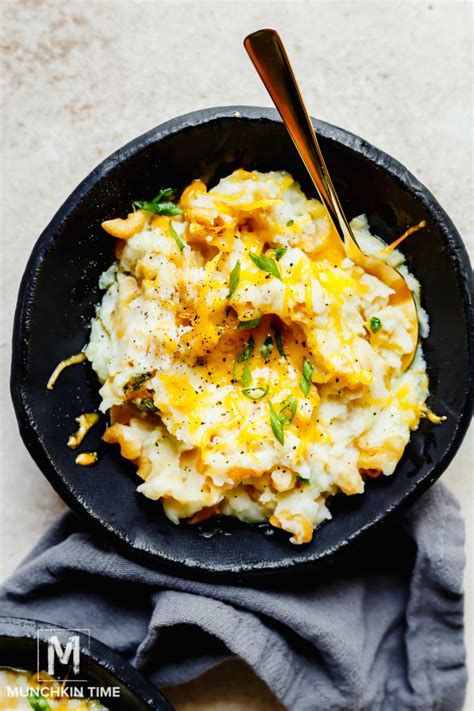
(1, 1), (472, 709)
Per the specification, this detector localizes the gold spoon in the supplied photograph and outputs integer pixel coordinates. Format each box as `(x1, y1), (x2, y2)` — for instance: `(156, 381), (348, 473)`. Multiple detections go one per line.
(244, 28), (418, 369)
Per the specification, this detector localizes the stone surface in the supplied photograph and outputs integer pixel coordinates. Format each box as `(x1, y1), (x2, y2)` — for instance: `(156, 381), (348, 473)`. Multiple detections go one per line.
(1, 1), (472, 709)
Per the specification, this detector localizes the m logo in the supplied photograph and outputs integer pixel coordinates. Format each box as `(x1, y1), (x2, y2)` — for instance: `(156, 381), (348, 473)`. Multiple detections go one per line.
(37, 628), (90, 681)
(47, 634), (80, 675)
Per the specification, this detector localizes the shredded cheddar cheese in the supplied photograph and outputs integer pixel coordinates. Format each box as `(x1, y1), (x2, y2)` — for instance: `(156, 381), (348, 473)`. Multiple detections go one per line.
(75, 452), (98, 466)
(380, 220), (426, 255)
(47, 352), (86, 390)
(67, 412), (99, 449)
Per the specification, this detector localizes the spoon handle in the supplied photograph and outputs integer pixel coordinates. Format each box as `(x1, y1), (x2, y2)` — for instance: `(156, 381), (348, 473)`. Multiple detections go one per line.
(244, 28), (358, 253)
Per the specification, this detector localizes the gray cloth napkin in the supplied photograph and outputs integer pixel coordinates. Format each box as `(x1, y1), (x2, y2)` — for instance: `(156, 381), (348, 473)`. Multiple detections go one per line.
(0, 482), (467, 711)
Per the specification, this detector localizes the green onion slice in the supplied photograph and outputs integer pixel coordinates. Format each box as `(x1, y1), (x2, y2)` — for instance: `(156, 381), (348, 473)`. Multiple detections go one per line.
(271, 324), (285, 357)
(249, 251), (282, 280)
(228, 260), (241, 298)
(299, 357), (313, 396)
(135, 399), (158, 413)
(240, 363), (252, 388)
(370, 316), (382, 333)
(274, 246), (288, 261)
(133, 188), (184, 216)
(269, 402), (284, 445)
(260, 334), (273, 361)
(234, 336), (254, 386)
(279, 395), (297, 424)
(126, 372), (151, 391)
(169, 222), (185, 252)
(242, 386), (269, 401)
(235, 336), (255, 362)
(236, 317), (262, 331)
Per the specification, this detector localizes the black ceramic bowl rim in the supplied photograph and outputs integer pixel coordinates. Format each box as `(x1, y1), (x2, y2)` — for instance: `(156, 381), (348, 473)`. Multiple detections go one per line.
(11, 106), (473, 579)
(0, 616), (172, 709)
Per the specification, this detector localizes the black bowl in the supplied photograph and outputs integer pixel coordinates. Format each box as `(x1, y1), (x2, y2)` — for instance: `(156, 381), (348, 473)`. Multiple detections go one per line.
(0, 617), (172, 709)
(11, 107), (473, 580)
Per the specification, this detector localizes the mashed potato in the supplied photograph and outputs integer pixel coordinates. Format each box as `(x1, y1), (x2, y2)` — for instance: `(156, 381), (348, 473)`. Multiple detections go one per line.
(85, 169), (432, 544)
(0, 668), (108, 710)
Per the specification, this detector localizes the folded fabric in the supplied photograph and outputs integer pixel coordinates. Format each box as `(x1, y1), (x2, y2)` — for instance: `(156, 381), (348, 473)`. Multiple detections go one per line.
(0, 482), (466, 710)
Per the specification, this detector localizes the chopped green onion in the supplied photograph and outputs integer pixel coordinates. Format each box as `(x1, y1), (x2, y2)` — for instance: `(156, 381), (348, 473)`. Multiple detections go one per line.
(269, 395), (298, 443)
(271, 324), (285, 357)
(287, 219), (294, 227)
(240, 363), (252, 388)
(236, 335), (255, 363)
(135, 399), (158, 413)
(370, 316), (382, 333)
(274, 246), (288, 261)
(236, 317), (262, 331)
(234, 336), (254, 386)
(143, 188), (174, 202)
(249, 251), (282, 280)
(169, 222), (185, 252)
(299, 357), (313, 396)
(133, 188), (184, 216)
(126, 372), (151, 391)
(228, 260), (241, 298)
(269, 402), (284, 445)
(242, 386), (269, 401)
(154, 202), (184, 215)
(260, 334), (273, 361)
(28, 691), (51, 711)
(279, 395), (297, 424)
(296, 475), (311, 483)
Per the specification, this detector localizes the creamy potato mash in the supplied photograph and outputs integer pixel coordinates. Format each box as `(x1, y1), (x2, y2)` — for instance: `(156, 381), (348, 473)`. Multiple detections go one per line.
(85, 169), (433, 544)
(0, 668), (108, 710)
